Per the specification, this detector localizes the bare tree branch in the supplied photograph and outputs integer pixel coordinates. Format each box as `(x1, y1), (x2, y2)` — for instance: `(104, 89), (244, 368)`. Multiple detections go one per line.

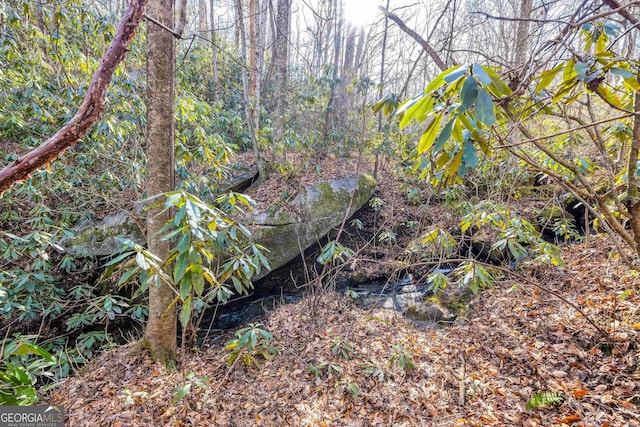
(378, 6), (452, 71)
(0, 0), (150, 196)
(602, 0), (640, 27)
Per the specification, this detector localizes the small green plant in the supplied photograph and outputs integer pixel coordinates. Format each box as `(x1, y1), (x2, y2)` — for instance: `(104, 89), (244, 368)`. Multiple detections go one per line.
(331, 339), (354, 360)
(336, 379), (359, 399)
(388, 344), (415, 373)
(307, 360), (342, 378)
(316, 241), (354, 265)
(526, 390), (564, 410)
(350, 218), (364, 230)
(406, 227), (457, 260)
(225, 323), (278, 368)
(172, 372), (209, 403)
(364, 360), (390, 383)
(377, 230), (397, 244)
(455, 261), (494, 294)
(426, 271), (449, 293)
(369, 197), (386, 211)
(0, 337), (56, 405)
(344, 289), (358, 299)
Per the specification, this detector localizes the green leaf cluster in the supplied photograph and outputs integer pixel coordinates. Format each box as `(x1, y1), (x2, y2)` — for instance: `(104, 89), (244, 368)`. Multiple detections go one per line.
(225, 323), (278, 368)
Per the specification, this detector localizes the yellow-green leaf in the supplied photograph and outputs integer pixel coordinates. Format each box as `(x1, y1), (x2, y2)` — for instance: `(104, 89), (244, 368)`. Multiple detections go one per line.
(535, 63), (564, 93)
(418, 114), (443, 154)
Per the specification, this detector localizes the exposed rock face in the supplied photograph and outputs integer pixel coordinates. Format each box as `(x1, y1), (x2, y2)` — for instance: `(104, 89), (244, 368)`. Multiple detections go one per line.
(247, 173), (377, 281)
(59, 212), (144, 258)
(404, 283), (475, 326)
(59, 172), (377, 286)
(218, 167), (258, 194)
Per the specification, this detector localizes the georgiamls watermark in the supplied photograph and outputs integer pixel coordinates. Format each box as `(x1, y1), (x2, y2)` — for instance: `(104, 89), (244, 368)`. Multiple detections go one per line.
(0, 406), (64, 427)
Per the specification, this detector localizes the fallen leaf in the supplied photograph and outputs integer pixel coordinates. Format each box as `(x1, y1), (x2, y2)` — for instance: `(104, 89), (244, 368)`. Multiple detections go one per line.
(572, 389), (588, 399)
(557, 414), (581, 424)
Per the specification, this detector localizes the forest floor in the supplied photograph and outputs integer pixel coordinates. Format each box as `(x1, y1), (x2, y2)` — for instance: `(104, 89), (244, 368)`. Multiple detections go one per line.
(48, 156), (640, 426)
(49, 236), (640, 426)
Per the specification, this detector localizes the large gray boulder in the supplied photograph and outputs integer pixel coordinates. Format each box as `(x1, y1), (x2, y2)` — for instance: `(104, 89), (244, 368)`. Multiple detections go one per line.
(58, 173), (376, 285)
(59, 211), (144, 258)
(247, 173), (376, 280)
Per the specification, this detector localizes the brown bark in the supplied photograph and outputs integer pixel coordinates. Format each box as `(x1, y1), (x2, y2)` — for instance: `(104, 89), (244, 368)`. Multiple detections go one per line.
(514, 0), (533, 64)
(375, 0), (390, 179)
(343, 23), (356, 75)
(273, 0), (291, 161)
(602, 0), (640, 26)
(199, 0), (207, 34)
(145, 0), (177, 362)
(322, 0), (343, 142)
(210, 0), (220, 102)
(627, 88), (640, 255)
(354, 26), (365, 74)
(0, 0), (149, 196)
(175, 0), (187, 36)
(238, 0), (265, 176)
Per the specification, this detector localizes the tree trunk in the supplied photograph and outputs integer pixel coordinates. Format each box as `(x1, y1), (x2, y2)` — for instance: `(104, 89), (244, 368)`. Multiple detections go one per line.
(273, 0), (291, 161)
(238, 0), (265, 176)
(210, 0), (220, 102)
(627, 89), (640, 256)
(175, 0), (187, 36)
(199, 0), (208, 37)
(145, 0), (177, 363)
(342, 23), (356, 76)
(375, 0), (390, 179)
(354, 26), (365, 75)
(322, 0), (343, 143)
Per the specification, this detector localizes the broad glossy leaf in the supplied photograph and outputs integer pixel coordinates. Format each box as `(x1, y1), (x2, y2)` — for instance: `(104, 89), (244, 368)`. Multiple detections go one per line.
(180, 297), (191, 327)
(174, 253), (188, 283)
(596, 85), (622, 108)
(473, 63), (492, 86)
(624, 76), (640, 91)
(165, 192), (182, 208)
(177, 232), (191, 253)
(481, 65), (512, 97)
(563, 59), (577, 80)
(552, 80), (579, 103)
(535, 63), (564, 93)
(452, 116), (464, 142)
(443, 65), (469, 84)
(193, 272), (204, 296)
(435, 151), (450, 170)
(460, 76), (479, 111)
(424, 64), (461, 93)
(418, 114), (443, 154)
(433, 118), (455, 153)
(103, 251), (134, 266)
(400, 95), (432, 128)
(117, 267), (139, 287)
(180, 275), (191, 300)
(596, 31), (607, 53)
(475, 87), (496, 126)
(135, 252), (150, 270)
(396, 93), (422, 117)
(574, 62), (588, 80)
(610, 67), (633, 79)
(448, 150), (464, 178)
(463, 140), (478, 168)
